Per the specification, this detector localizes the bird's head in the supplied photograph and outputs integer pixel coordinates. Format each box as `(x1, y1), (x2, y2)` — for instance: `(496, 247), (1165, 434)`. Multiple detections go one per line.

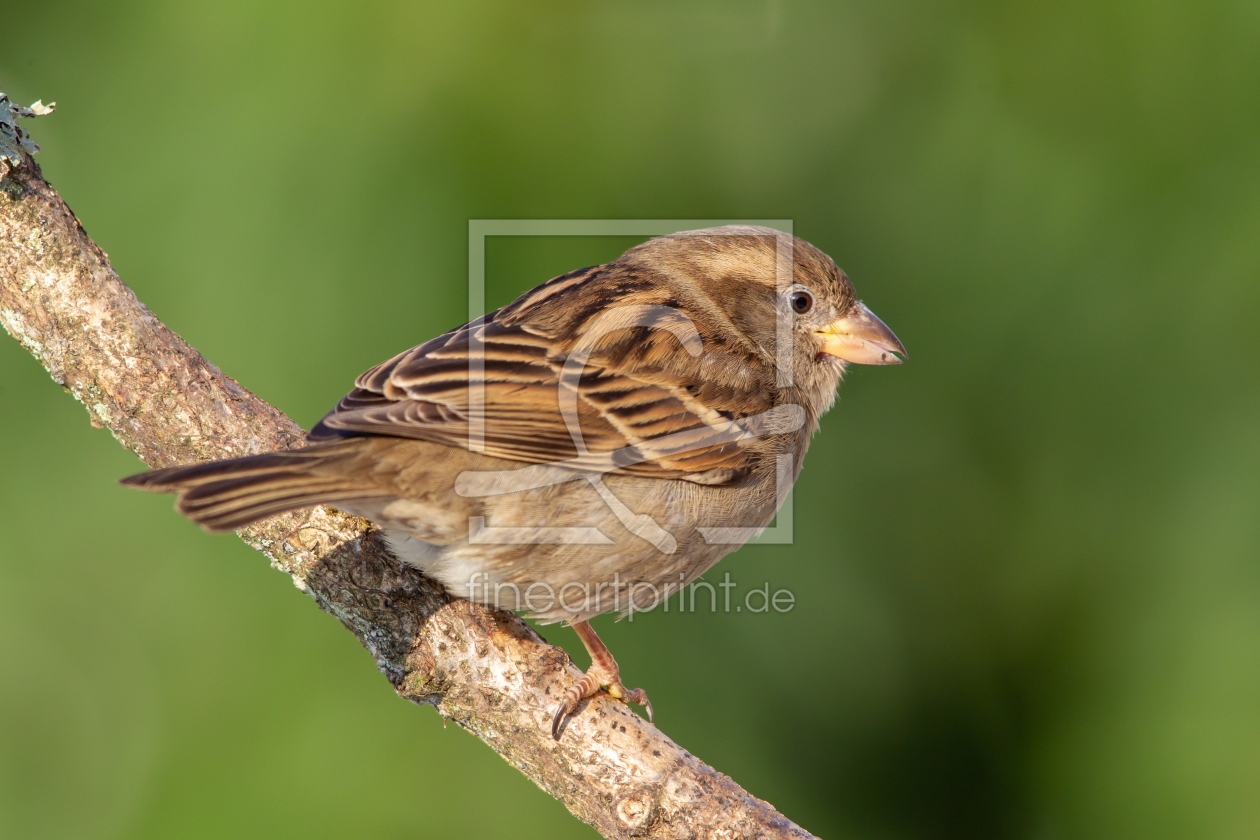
(620, 225), (906, 405)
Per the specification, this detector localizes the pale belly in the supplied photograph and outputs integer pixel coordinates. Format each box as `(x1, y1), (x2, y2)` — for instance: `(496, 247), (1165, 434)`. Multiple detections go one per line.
(346, 460), (787, 623)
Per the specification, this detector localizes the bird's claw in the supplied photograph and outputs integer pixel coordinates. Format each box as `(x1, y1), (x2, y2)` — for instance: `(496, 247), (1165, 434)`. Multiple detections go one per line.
(613, 685), (653, 723)
(551, 671), (653, 739)
(551, 698), (573, 739)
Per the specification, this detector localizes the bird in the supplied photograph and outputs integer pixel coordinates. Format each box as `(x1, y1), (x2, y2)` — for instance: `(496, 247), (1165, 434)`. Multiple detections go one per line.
(121, 225), (905, 737)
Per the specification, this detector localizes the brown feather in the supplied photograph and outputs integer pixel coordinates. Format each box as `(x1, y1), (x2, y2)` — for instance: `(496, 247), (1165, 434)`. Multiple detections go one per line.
(120, 440), (391, 532)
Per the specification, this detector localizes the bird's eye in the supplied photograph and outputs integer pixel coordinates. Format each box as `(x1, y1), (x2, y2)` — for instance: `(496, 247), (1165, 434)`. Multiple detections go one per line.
(788, 288), (815, 315)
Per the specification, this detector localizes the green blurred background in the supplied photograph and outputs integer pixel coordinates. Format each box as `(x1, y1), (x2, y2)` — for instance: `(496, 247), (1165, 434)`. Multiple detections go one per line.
(2, 2), (1258, 838)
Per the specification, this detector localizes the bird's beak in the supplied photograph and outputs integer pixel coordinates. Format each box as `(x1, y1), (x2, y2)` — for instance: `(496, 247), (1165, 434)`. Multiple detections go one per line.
(816, 302), (907, 365)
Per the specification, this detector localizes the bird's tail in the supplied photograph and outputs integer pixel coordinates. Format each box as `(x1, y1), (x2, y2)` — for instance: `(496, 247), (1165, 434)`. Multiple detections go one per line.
(120, 439), (384, 532)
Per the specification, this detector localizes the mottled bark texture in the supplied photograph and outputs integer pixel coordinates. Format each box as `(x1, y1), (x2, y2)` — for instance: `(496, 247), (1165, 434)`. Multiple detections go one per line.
(0, 150), (817, 839)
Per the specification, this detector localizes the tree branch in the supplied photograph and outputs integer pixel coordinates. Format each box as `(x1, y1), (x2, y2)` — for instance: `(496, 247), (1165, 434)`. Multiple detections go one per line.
(0, 116), (816, 839)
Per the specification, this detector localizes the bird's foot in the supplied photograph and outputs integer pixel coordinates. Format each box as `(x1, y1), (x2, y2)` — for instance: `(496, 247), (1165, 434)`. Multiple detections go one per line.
(552, 663), (653, 738)
(551, 620), (653, 739)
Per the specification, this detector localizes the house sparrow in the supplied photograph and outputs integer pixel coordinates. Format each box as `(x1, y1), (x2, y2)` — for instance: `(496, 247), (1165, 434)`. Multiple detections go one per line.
(122, 226), (905, 736)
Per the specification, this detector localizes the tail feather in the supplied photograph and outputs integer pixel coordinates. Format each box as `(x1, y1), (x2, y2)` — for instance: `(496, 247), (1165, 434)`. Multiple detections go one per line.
(120, 440), (386, 532)
(178, 478), (357, 529)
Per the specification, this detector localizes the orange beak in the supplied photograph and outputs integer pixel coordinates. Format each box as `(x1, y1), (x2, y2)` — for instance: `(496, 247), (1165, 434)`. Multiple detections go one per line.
(816, 302), (907, 365)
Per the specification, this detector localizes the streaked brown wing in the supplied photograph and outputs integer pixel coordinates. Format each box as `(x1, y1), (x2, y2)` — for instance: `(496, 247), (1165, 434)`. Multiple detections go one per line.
(308, 266), (771, 481)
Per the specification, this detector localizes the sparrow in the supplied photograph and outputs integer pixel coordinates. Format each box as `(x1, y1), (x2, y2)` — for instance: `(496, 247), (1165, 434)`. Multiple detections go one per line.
(121, 225), (905, 736)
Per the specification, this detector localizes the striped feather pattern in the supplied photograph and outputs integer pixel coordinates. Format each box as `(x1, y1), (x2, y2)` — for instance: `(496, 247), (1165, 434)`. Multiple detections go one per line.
(306, 259), (787, 483)
(119, 441), (390, 531)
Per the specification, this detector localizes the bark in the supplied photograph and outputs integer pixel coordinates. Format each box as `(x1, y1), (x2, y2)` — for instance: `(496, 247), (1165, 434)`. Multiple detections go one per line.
(0, 148), (817, 839)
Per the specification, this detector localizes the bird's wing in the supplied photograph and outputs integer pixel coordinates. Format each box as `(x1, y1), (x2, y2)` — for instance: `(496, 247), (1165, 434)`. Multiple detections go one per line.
(308, 266), (780, 481)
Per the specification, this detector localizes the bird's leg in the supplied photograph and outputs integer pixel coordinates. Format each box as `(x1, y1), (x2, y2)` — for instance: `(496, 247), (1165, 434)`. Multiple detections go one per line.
(552, 619), (653, 738)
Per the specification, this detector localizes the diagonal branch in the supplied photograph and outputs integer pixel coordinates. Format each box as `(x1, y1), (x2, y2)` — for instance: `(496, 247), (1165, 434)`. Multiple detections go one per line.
(0, 129), (817, 839)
